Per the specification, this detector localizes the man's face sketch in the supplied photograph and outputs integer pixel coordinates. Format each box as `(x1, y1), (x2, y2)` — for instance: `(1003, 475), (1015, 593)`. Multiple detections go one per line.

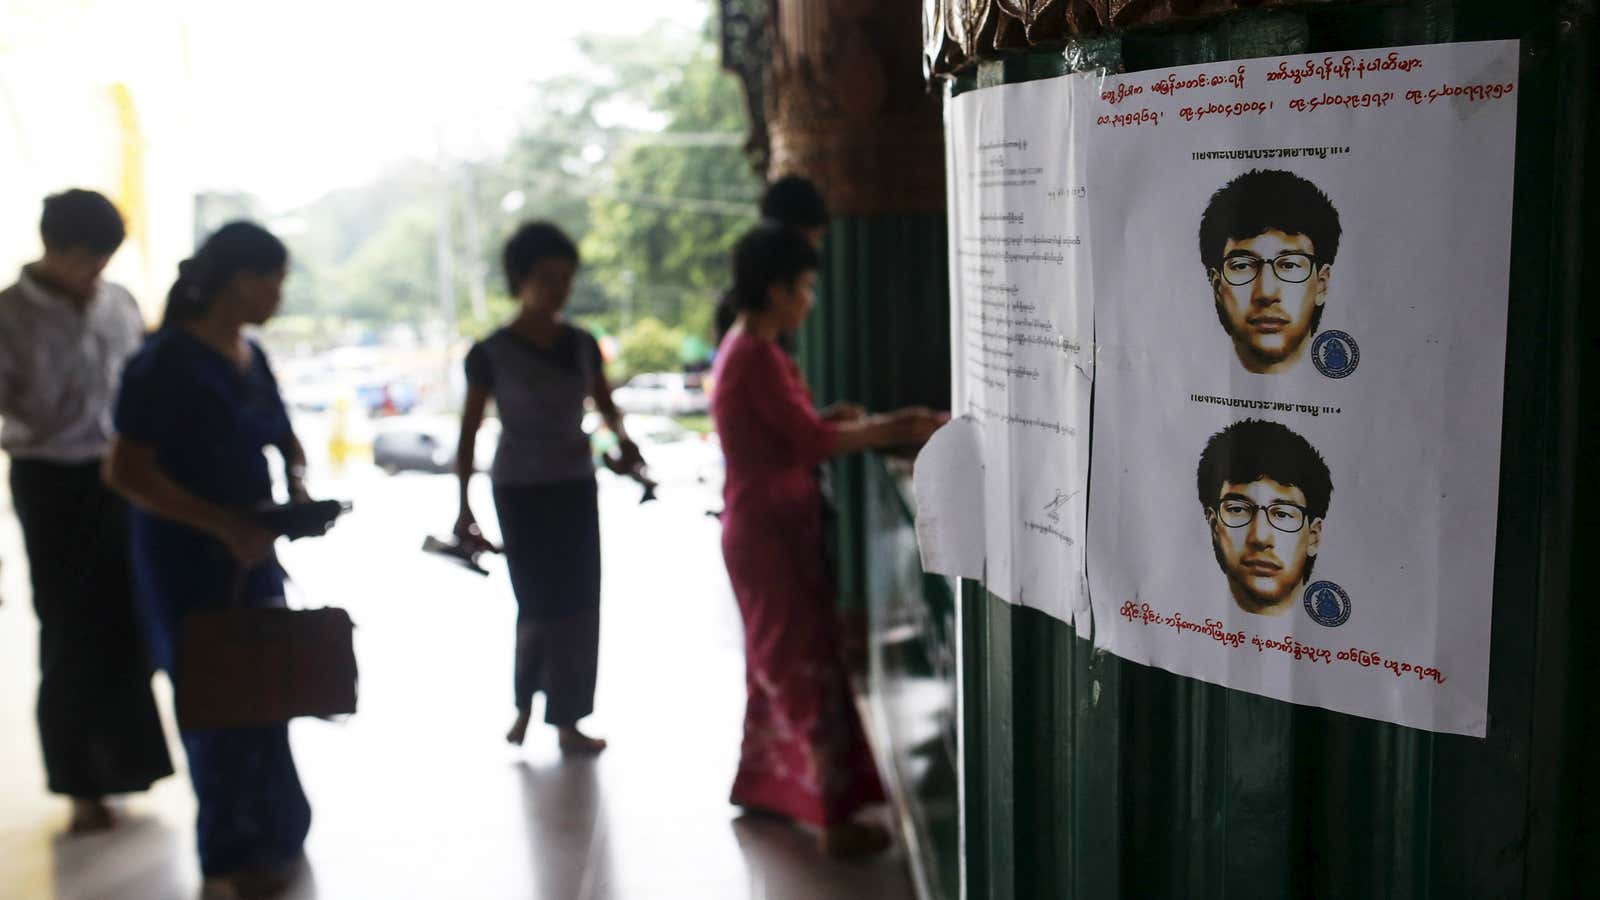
(1195, 419), (1333, 618)
(1198, 170), (1341, 376)
(1210, 228), (1330, 374)
(1205, 476), (1322, 615)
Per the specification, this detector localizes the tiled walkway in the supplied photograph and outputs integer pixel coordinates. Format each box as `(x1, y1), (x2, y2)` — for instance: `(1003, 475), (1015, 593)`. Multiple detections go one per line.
(0, 466), (917, 899)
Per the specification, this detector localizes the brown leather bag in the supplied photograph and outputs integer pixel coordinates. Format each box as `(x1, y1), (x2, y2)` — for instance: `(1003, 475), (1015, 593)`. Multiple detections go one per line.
(174, 601), (358, 731)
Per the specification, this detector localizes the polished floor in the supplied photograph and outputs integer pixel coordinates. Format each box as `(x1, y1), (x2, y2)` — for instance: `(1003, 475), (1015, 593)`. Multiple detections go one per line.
(0, 461), (917, 899)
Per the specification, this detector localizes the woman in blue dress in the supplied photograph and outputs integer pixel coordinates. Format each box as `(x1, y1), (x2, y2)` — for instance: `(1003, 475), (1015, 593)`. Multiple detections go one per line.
(105, 221), (313, 898)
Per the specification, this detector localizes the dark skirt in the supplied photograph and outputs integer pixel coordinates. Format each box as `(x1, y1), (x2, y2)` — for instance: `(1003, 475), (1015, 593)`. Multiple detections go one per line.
(493, 478), (601, 725)
(182, 723), (310, 877)
(8, 459), (174, 797)
(124, 492), (306, 877)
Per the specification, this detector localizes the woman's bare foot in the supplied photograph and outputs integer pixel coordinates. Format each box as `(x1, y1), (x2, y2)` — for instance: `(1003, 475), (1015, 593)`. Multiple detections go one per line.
(506, 709), (532, 746)
(68, 797), (114, 834)
(819, 821), (892, 858)
(557, 725), (607, 756)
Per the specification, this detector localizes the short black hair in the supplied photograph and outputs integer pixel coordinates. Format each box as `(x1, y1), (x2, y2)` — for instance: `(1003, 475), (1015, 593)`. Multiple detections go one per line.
(40, 189), (125, 255)
(503, 221), (579, 294)
(1197, 170), (1341, 272)
(759, 175), (829, 230)
(1196, 419), (1333, 521)
(730, 222), (820, 314)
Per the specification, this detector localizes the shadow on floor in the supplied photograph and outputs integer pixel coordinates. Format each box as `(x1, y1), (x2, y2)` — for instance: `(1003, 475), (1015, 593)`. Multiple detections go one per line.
(730, 812), (917, 900)
(514, 758), (614, 900)
(49, 815), (188, 899)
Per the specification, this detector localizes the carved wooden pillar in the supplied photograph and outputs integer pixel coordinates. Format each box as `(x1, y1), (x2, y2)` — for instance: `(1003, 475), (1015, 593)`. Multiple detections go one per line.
(765, 0), (946, 215)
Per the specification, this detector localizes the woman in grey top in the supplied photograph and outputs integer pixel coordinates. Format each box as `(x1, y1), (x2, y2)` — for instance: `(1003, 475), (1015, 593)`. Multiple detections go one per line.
(453, 221), (638, 755)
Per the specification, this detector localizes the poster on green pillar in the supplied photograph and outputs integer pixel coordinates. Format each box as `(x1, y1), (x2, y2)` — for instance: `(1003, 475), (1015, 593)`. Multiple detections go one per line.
(1084, 40), (1519, 737)
(925, 75), (1094, 628)
(922, 39), (1519, 737)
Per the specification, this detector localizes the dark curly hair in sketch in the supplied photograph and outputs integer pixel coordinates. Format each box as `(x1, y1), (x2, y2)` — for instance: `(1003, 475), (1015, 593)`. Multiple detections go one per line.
(1198, 170), (1341, 335)
(1196, 419), (1333, 584)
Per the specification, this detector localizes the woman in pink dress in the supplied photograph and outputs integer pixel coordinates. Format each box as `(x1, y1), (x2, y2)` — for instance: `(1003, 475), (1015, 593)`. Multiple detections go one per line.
(711, 223), (944, 856)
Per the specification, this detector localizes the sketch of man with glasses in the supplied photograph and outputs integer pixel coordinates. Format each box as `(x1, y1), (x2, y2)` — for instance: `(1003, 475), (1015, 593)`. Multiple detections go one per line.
(1198, 169), (1342, 375)
(1196, 419), (1333, 616)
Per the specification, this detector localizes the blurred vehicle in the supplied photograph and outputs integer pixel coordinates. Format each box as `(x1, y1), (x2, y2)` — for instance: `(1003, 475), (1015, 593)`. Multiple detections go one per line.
(279, 363), (343, 413)
(356, 381), (418, 417)
(610, 372), (708, 416)
(373, 416), (497, 474)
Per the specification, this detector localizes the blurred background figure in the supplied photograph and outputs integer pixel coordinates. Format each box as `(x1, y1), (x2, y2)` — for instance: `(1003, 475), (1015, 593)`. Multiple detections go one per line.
(714, 174), (831, 345)
(711, 223), (944, 857)
(0, 189), (174, 834)
(453, 221), (638, 757)
(105, 221), (315, 899)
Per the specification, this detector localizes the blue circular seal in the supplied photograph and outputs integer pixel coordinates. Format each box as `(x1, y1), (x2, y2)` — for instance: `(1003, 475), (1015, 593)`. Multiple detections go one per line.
(1311, 330), (1360, 379)
(1303, 580), (1351, 627)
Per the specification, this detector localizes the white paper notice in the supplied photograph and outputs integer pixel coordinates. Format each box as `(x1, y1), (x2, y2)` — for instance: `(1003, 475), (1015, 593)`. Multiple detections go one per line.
(912, 417), (986, 580)
(944, 77), (1094, 625)
(1084, 41), (1519, 736)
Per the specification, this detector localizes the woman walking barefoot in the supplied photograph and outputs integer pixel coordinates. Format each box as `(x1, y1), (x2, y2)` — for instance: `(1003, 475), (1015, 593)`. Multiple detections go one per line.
(454, 221), (638, 756)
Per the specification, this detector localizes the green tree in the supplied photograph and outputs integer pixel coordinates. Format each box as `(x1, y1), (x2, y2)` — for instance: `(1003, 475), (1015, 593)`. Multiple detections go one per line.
(580, 21), (760, 340)
(269, 10), (757, 342)
(615, 316), (686, 382)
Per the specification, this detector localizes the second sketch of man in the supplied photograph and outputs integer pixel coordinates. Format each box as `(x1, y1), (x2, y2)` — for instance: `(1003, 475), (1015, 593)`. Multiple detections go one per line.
(1197, 169), (1342, 375)
(1195, 419), (1333, 616)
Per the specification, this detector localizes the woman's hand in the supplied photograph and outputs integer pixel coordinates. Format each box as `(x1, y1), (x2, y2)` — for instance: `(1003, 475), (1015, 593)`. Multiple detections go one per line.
(888, 407), (949, 447)
(454, 508), (501, 555)
(615, 437), (645, 471)
(215, 517), (278, 568)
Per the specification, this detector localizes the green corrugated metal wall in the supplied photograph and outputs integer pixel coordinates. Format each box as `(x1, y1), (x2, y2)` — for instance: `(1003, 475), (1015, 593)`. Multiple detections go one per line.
(950, 3), (1597, 898)
(797, 214), (951, 612)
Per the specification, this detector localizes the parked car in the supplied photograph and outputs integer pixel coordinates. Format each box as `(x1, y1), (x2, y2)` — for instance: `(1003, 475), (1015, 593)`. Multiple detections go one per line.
(372, 416), (497, 474)
(610, 372), (708, 416)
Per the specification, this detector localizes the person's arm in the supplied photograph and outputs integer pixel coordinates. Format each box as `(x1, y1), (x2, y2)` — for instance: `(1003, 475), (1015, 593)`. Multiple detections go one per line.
(739, 346), (940, 463)
(453, 383), (498, 552)
(103, 436), (277, 566)
(590, 364), (642, 468)
(275, 430), (311, 503)
(819, 402), (866, 423)
(585, 332), (639, 467)
(829, 408), (944, 455)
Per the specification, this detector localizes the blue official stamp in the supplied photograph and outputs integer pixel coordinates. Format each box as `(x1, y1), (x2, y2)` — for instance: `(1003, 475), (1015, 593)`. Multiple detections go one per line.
(1303, 580), (1351, 627)
(1311, 330), (1360, 379)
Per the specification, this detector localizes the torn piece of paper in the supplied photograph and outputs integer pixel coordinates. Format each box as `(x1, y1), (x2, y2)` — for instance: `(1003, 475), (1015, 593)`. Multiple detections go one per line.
(912, 416), (985, 580)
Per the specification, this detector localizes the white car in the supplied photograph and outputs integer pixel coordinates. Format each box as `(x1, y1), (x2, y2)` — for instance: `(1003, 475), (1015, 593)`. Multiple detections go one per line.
(610, 372), (708, 416)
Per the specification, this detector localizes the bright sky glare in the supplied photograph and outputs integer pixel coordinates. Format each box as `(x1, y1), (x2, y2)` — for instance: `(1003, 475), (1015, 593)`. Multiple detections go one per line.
(180, 0), (711, 210)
